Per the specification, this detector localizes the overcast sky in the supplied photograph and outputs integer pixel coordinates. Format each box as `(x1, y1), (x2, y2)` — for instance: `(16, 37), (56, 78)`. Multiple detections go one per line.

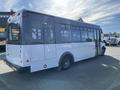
(0, 0), (120, 33)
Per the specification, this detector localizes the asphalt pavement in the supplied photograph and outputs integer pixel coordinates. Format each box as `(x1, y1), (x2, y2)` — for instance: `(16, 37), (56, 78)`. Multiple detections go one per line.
(0, 47), (120, 90)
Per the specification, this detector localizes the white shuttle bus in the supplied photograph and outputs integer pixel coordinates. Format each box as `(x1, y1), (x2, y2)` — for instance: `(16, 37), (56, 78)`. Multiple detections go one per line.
(5, 10), (106, 72)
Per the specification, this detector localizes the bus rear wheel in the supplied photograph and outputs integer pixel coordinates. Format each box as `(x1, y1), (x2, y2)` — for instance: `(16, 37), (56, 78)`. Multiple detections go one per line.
(59, 55), (73, 71)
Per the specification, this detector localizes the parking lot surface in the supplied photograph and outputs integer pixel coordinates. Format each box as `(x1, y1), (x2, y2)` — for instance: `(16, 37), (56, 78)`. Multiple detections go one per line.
(0, 47), (120, 90)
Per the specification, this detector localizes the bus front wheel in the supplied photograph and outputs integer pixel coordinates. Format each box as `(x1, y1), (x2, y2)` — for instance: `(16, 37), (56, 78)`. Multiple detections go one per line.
(101, 47), (106, 56)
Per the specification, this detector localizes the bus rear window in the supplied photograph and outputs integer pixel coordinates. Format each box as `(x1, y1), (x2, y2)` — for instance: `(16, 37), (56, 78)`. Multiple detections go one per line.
(8, 23), (20, 41)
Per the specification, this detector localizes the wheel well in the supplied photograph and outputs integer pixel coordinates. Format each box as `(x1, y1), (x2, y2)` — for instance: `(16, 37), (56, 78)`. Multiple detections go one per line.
(59, 52), (74, 66)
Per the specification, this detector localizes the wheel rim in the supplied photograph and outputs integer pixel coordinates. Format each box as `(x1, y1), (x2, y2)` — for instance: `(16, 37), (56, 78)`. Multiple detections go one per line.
(63, 59), (71, 69)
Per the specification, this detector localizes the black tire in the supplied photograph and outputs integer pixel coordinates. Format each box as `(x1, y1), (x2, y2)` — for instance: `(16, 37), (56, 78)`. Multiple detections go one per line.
(101, 47), (106, 56)
(59, 55), (73, 70)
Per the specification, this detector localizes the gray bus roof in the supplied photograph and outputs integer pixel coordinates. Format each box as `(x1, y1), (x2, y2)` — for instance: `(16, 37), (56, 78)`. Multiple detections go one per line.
(21, 9), (101, 29)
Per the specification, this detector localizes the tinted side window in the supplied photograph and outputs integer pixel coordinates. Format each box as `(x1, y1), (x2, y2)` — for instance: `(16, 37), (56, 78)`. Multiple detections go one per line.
(94, 29), (97, 40)
(71, 26), (80, 42)
(31, 26), (43, 43)
(60, 24), (71, 43)
(87, 29), (94, 42)
(81, 28), (88, 42)
(44, 23), (55, 44)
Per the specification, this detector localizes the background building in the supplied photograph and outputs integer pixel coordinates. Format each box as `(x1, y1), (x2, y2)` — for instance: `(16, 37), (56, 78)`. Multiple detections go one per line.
(104, 32), (120, 38)
(0, 10), (14, 40)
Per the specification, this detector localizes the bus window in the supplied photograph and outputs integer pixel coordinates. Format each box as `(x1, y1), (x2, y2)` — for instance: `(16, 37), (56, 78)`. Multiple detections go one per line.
(87, 29), (94, 42)
(61, 30), (70, 41)
(71, 26), (80, 42)
(8, 23), (20, 41)
(59, 24), (71, 43)
(31, 28), (42, 40)
(81, 28), (88, 42)
(94, 29), (97, 40)
(94, 29), (101, 42)
(44, 24), (55, 44)
(31, 27), (43, 44)
(32, 28), (37, 40)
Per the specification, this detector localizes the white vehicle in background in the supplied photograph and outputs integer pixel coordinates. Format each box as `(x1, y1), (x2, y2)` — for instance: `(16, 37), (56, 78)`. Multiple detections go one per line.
(117, 38), (120, 45)
(5, 9), (106, 72)
(108, 37), (118, 46)
(104, 35), (120, 46)
(103, 36), (109, 45)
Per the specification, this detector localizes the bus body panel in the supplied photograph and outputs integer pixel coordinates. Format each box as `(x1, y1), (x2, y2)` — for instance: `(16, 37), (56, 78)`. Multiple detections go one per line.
(44, 44), (56, 60)
(30, 44), (57, 72)
(31, 45), (44, 62)
(22, 45), (31, 66)
(6, 44), (23, 66)
(6, 9), (105, 72)
(21, 44), (57, 72)
(28, 43), (96, 72)
(8, 42), (96, 72)
(55, 42), (96, 63)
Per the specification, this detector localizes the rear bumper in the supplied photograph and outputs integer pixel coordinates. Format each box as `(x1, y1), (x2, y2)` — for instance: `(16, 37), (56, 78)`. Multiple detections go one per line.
(4, 59), (30, 72)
